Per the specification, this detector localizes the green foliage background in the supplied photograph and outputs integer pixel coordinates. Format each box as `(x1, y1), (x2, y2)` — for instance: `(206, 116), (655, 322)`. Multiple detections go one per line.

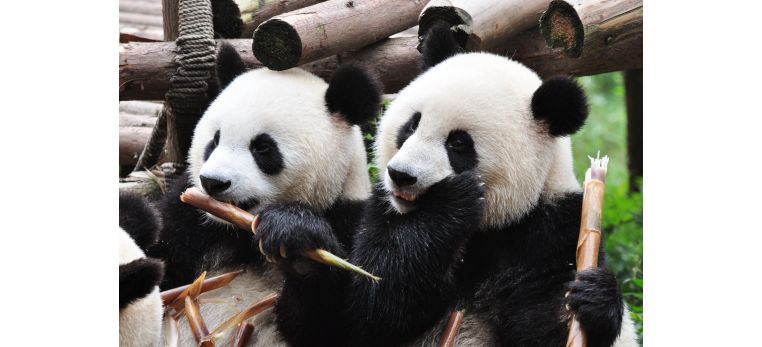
(363, 72), (643, 344)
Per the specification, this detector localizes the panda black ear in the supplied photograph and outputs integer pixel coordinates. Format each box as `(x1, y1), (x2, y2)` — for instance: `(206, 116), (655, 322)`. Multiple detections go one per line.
(212, 0), (243, 39)
(531, 77), (589, 137)
(420, 21), (464, 69)
(119, 192), (162, 251)
(216, 42), (247, 90)
(325, 65), (382, 126)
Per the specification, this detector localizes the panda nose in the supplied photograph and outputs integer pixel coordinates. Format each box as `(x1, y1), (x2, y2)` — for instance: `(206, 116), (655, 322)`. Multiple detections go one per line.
(387, 167), (417, 187)
(200, 175), (231, 196)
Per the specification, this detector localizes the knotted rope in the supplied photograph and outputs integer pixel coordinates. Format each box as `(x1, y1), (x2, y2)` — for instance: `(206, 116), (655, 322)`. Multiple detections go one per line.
(134, 0), (216, 172)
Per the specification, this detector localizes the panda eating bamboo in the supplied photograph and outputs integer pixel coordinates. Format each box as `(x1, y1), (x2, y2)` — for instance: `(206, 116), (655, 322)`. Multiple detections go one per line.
(144, 42), (382, 346)
(256, 23), (639, 347)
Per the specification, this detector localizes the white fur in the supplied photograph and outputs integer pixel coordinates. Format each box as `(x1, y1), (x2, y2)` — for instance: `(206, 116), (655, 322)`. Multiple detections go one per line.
(169, 67), (372, 346)
(119, 228), (163, 347)
(376, 53), (573, 227)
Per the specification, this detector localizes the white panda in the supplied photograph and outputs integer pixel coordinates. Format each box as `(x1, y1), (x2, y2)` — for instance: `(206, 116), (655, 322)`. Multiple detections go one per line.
(146, 42), (382, 346)
(119, 192), (164, 347)
(257, 22), (639, 347)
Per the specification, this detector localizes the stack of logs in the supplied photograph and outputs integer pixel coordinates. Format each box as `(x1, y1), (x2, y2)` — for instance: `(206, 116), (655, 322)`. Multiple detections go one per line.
(119, 0), (642, 164)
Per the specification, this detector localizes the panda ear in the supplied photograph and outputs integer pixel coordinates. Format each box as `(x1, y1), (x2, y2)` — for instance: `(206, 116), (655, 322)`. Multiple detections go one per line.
(325, 65), (382, 126)
(531, 77), (589, 137)
(420, 21), (464, 69)
(216, 42), (247, 90)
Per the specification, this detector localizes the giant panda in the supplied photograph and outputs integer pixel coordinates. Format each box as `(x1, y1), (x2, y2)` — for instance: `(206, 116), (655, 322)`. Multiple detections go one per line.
(119, 192), (164, 347)
(146, 42), (382, 345)
(255, 23), (639, 347)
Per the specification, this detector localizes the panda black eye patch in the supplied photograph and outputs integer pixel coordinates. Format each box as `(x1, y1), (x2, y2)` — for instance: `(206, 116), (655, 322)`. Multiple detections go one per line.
(203, 130), (221, 161)
(445, 130), (477, 173)
(250, 133), (283, 175)
(396, 112), (421, 149)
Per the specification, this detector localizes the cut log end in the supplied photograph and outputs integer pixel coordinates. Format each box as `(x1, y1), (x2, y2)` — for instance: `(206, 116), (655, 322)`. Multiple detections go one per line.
(252, 19), (302, 71)
(540, 0), (584, 58)
(417, 5), (472, 51)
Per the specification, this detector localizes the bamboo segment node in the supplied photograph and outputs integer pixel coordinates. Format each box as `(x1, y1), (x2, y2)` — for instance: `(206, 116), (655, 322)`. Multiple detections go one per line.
(437, 310), (465, 347)
(566, 153), (609, 347)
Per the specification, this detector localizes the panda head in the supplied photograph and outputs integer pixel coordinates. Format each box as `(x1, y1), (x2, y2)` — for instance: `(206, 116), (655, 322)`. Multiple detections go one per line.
(119, 192), (164, 347)
(375, 24), (587, 228)
(188, 43), (381, 223)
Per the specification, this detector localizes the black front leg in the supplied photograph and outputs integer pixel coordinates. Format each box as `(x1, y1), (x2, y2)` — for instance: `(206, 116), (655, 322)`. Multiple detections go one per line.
(566, 267), (624, 347)
(255, 202), (352, 347)
(347, 171), (485, 346)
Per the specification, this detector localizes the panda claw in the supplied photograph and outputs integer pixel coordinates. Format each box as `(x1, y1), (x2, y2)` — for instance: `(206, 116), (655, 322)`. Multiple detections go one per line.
(280, 244), (288, 259)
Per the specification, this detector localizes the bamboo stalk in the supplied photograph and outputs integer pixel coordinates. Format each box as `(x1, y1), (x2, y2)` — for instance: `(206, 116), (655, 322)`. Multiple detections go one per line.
(232, 322), (255, 347)
(200, 293), (279, 344)
(540, 0), (643, 58)
(180, 187), (381, 281)
(566, 154), (609, 347)
(160, 269), (244, 305)
(180, 187), (257, 231)
(185, 296), (210, 342)
(437, 310), (465, 347)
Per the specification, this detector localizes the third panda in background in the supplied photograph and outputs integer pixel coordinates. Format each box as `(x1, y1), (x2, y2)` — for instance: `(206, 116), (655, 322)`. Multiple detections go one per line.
(147, 42), (382, 345)
(259, 23), (638, 346)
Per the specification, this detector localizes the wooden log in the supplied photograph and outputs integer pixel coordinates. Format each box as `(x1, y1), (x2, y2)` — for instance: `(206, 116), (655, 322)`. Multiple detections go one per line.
(120, 7), (640, 101)
(540, 0), (642, 58)
(162, 0), (179, 41)
(251, 0), (426, 70)
(120, 126), (152, 166)
(499, 8), (642, 79)
(418, 0), (549, 52)
(120, 113), (157, 127)
(242, 0), (325, 38)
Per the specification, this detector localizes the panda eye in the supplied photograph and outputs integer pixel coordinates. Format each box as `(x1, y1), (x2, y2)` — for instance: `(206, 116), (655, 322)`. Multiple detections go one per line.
(447, 138), (465, 150)
(253, 142), (271, 153)
(213, 130), (220, 146)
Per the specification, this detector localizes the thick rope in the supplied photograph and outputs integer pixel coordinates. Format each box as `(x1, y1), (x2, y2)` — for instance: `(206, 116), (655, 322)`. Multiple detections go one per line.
(134, 0), (216, 172)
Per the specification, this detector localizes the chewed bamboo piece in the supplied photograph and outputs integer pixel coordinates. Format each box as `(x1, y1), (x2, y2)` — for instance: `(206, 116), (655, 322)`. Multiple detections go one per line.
(168, 271), (207, 315)
(163, 313), (179, 347)
(566, 153), (609, 347)
(184, 296), (210, 343)
(233, 322), (255, 347)
(161, 270), (243, 305)
(180, 187), (381, 282)
(437, 310), (465, 347)
(200, 293), (279, 344)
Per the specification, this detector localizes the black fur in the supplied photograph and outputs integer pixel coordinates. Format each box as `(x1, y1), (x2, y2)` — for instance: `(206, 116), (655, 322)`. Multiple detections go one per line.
(395, 112), (421, 149)
(146, 172), (263, 289)
(119, 192), (161, 250)
(250, 133), (284, 176)
(325, 65), (382, 126)
(531, 77), (589, 137)
(203, 130), (220, 161)
(119, 257), (164, 310)
(273, 185), (624, 346)
(272, 172), (485, 346)
(566, 267), (624, 347)
(212, 0), (243, 39)
(216, 42), (247, 90)
(421, 21), (464, 69)
(445, 130), (478, 173)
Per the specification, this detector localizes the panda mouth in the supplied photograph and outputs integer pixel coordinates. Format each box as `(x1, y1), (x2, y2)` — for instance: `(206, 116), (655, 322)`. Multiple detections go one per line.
(393, 190), (418, 202)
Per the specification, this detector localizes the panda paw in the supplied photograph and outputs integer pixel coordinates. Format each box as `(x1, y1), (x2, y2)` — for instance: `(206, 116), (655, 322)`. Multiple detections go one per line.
(565, 267), (624, 347)
(419, 170), (485, 223)
(254, 203), (343, 276)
